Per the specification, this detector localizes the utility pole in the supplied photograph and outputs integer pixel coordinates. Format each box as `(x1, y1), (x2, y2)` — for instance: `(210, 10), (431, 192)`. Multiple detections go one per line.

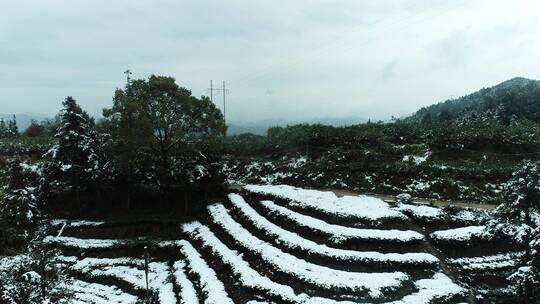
(209, 80), (213, 102)
(207, 80), (229, 136)
(222, 80), (226, 129)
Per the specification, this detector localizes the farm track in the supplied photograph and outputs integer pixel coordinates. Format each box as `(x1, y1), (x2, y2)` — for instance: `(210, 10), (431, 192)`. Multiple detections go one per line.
(47, 186), (471, 303)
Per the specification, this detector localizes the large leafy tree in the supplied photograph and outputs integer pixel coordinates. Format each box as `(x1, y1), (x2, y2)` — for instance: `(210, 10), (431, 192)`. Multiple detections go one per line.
(104, 75), (226, 206)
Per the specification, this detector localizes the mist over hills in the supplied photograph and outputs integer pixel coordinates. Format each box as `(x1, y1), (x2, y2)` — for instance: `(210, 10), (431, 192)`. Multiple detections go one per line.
(0, 113), (47, 131)
(3, 77), (539, 135)
(228, 116), (368, 135)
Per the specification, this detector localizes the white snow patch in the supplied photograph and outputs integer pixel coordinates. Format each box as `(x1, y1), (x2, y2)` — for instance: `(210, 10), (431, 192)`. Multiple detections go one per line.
(430, 226), (486, 242)
(245, 184), (407, 222)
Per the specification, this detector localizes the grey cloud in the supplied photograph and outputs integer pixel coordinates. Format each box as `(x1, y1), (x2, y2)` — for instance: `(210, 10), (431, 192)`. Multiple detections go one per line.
(0, 0), (539, 123)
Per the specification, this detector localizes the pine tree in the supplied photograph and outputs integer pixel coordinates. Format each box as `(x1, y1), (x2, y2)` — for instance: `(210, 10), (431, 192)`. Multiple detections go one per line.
(497, 161), (540, 253)
(509, 230), (540, 303)
(46, 96), (93, 210)
(0, 225), (73, 303)
(8, 114), (19, 137)
(489, 161), (540, 302)
(0, 118), (7, 138)
(0, 161), (37, 248)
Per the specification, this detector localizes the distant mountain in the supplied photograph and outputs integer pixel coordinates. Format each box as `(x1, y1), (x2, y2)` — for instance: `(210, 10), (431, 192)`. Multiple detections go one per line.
(409, 77), (540, 123)
(227, 116), (367, 135)
(0, 113), (48, 131)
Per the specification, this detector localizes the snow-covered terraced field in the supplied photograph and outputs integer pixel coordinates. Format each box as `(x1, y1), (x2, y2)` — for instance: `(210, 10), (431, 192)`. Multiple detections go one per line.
(41, 185), (472, 303)
(429, 224), (524, 302)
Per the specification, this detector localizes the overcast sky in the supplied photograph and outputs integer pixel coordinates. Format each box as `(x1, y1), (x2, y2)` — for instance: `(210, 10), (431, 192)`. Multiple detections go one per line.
(1, 0), (540, 123)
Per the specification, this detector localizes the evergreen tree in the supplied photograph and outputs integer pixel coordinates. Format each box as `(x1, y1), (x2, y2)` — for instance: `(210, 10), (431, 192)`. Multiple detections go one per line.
(0, 161), (37, 249)
(0, 118), (7, 138)
(8, 114), (19, 137)
(0, 225), (73, 303)
(45, 96), (93, 210)
(497, 161), (540, 251)
(509, 230), (540, 303)
(488, 161), (540, 302)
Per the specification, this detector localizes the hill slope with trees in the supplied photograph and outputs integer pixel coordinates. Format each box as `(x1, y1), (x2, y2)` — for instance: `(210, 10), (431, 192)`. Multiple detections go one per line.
(410, 77), (540, 124)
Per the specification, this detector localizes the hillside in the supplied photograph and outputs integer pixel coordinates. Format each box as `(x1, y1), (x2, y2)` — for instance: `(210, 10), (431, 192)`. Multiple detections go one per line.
(410, 77), (540, 123)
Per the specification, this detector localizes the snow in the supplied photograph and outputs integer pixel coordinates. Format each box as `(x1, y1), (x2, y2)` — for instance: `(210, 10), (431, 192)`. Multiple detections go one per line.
(402, 152), (429, 165)
(177, 240), (235, 304)
(44, 236), (126, 249)
(0, 255), (28, 271)
(389, 273), (465, 304)
(245, 184), (407, 222)
(258, 199), (424, 244)
(70, 280), (138, 304)
(448, 252), (523, 271)
(183, 221), (375, 304)
(51, 219), (106, 228)
(394, 203), (442, 220)
(206, 202), (410, 297)
(182, 221), (305, 303)
(69, 220), (106, 227)
(172, 261), (199, 304)
(430, 226), (486, 242)
(149, 262), (177, 304)
(71, 257), (175, 304)
(184, 221), (464, 304)
(229, 194), (438, 265)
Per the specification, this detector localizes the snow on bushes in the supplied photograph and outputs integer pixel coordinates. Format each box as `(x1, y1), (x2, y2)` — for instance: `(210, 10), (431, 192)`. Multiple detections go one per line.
(389, 273), (464, 304)
(177, 240), (234, 304)
(70, 257), (175, 304)
(430, 226), (486, 242)
(228, 194), (438, 266)
(206, 202), (410, 297)
(183, 222), (464, 304)
(245, 184), (407, 222)
(183, 221), (459, 304)
(448, 252), (524, 271)
(172, 260), (199, 304)
(44, 236), (128, 249)
(70, 280), (138, 304)
(258, 199), (424, 244)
